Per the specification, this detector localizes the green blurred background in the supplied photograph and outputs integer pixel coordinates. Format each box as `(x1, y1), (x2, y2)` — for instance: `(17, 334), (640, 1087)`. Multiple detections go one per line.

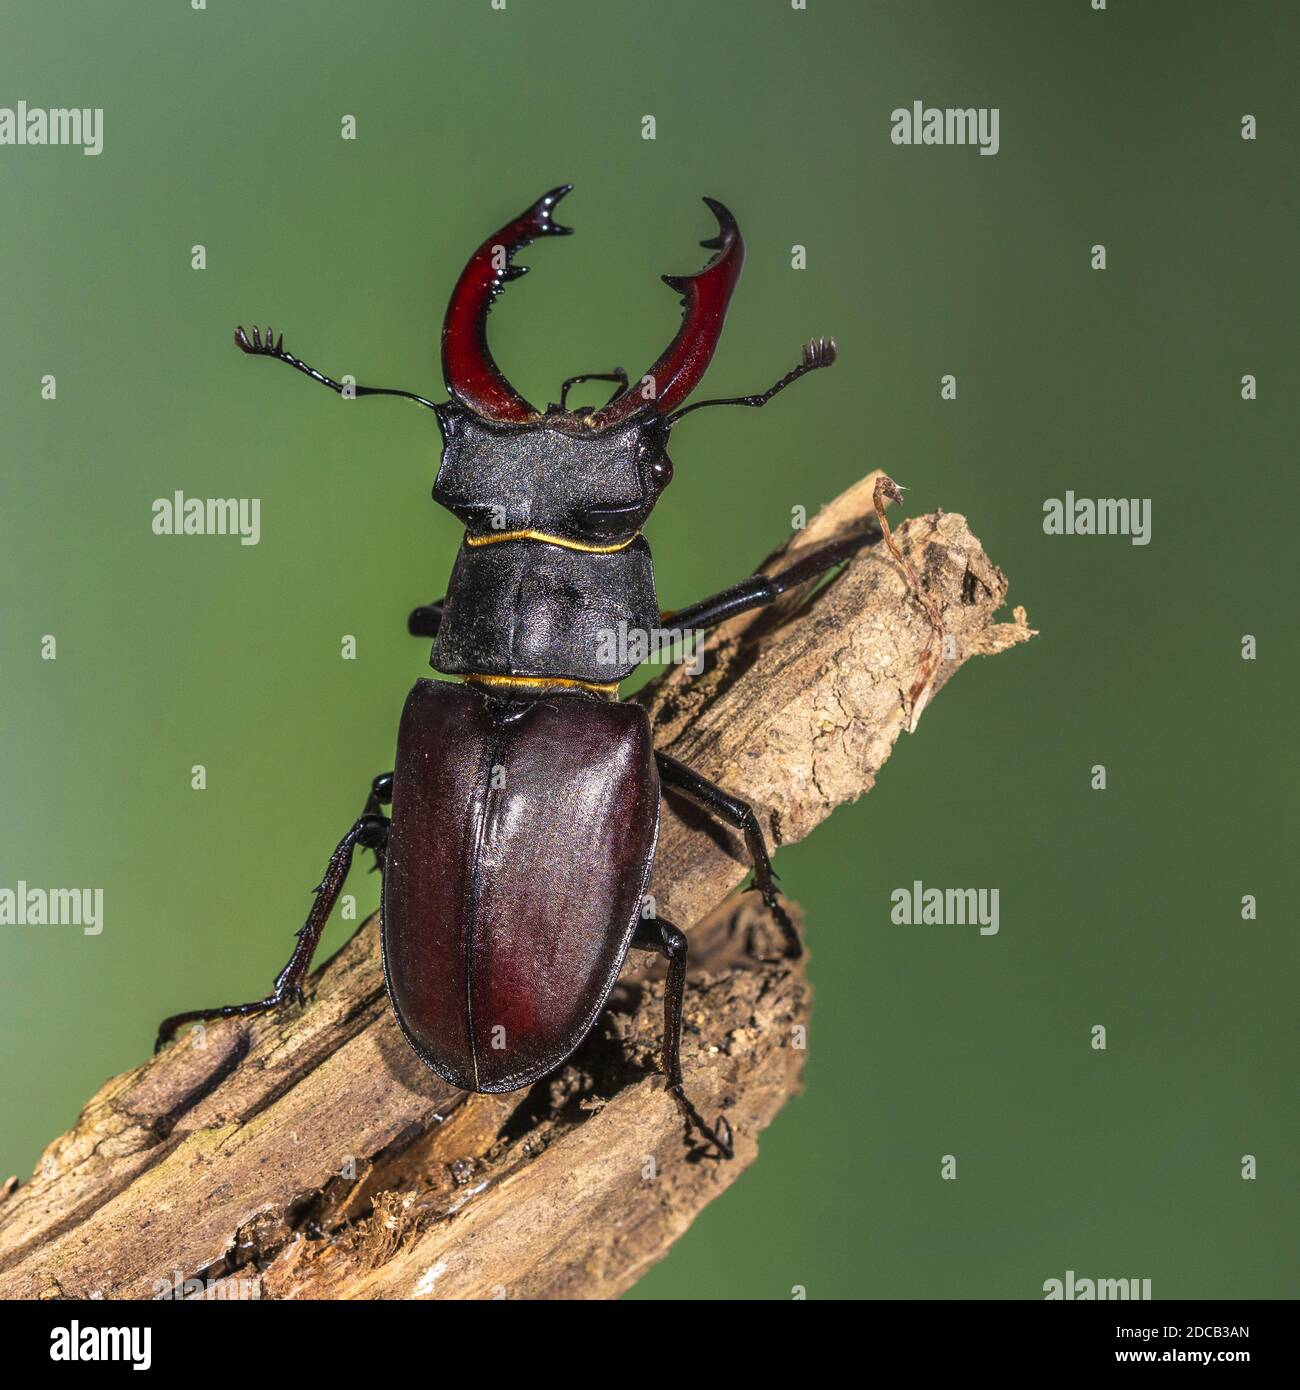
(2, 0), (1295, 1299)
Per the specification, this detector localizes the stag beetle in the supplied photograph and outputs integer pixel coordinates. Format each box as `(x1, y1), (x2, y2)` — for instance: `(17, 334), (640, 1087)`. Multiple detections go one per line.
(156, 187), (871, 1158)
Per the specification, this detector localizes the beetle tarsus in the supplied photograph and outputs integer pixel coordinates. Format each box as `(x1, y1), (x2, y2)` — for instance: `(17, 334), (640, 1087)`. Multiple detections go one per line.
(155, 986), (295, 1053)
(742, 882), (803, 962)
(632, 915), (736, 1161)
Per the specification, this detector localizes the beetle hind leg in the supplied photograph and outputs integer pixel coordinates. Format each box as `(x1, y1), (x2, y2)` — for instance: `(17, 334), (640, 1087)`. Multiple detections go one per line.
(633, 916), (734, 1161)
(154, 780), (391, 1051)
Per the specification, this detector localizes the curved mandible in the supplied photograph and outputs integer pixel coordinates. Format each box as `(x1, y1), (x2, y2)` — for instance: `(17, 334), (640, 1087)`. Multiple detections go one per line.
(441, 185), (574, 423)
(589, 197), (745, 427)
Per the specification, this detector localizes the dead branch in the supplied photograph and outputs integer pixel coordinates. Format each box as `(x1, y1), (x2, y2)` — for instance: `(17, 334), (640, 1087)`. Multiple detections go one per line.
(0, 471), (1033, 1301)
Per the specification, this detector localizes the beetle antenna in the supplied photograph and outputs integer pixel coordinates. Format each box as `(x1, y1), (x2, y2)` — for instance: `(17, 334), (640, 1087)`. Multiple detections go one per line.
(666, 336), (837, 423)
(233, 325), (443, 412)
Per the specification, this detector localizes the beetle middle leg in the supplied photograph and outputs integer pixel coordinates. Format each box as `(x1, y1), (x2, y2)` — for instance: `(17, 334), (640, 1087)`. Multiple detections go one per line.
(153, 774), (392, 1051)
(655, 752), (801, 961)
(632, 915), (734, 1161)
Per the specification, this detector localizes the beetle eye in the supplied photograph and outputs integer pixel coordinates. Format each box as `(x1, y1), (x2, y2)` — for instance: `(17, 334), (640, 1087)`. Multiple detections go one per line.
(650, 456), (673, 486)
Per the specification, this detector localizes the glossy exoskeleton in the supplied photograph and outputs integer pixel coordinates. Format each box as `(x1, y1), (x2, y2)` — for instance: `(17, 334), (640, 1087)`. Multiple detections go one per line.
(156, 187), (869, 1158)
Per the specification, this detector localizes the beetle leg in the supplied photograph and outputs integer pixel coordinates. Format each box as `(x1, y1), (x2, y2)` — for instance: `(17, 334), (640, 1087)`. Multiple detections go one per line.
(659, 529), (876, 636)
(655, 752), (801, 961)
(363, 772), (394, 872)
(557, 368), (628, 412)
(407, 598), (444, 640)
(153, 802), (389, 1051)
(632, 916), (734, 1161)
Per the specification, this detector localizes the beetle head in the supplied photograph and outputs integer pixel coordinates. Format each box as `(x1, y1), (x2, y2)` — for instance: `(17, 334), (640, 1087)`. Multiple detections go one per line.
(432, 186), (743, 545)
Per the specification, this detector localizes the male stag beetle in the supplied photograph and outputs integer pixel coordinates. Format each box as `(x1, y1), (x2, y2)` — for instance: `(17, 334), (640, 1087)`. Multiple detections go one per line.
(156, 187), (871, 1158)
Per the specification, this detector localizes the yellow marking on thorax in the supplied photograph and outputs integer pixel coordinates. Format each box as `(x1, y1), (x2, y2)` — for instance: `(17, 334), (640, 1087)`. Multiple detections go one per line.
(462, 673), (621, 698)
(464, 529), (640, 555)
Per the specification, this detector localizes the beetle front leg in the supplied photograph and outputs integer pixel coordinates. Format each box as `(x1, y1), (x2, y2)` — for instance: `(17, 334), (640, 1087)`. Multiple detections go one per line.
(660, 530), (876, 636)
(558, 368), (627, 411)
(655, 752), (801, 961)
(407, 598), (444, 640)
(154, 777), (392, 1051)
(632, 916), (734, 1161)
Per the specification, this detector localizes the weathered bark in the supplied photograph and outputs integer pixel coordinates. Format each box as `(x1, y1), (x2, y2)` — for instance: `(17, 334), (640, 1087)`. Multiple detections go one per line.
(0, 472), (1033, 1300)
